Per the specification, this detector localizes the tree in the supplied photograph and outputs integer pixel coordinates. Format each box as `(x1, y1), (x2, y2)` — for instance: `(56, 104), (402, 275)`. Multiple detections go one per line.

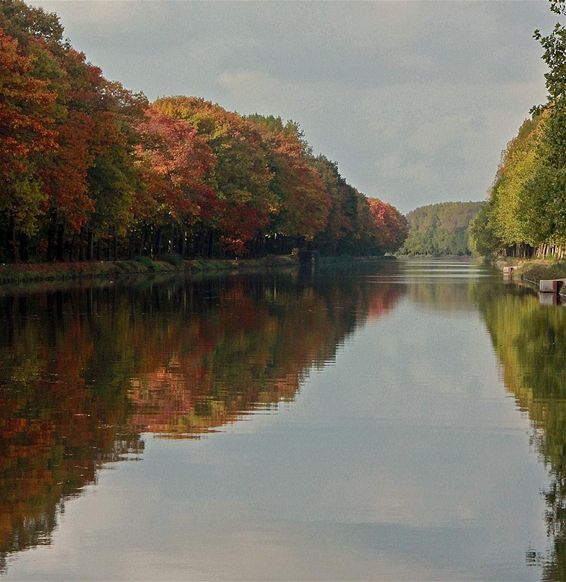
(134, 108), (216, 255)
(0, 1), (406, 262)
(248, 115), (330, 244)
(402, 202), (483, 256)
(152, 97), (276, 255)
(0, 26), (56, 259)
(310, 156), (357, 254)
(367, 198), (409, 253)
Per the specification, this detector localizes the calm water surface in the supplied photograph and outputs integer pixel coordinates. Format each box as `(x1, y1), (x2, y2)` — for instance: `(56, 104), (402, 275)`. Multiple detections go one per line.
(1, 259), (565, 580)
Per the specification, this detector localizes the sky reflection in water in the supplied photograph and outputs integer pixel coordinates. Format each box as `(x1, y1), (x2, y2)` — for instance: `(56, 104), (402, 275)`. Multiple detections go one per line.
(0, 260), (563, 580)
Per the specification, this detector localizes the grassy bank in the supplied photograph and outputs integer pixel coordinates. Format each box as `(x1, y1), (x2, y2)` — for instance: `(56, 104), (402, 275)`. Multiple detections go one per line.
(0, 254), (398, 286)
(0, 255), (298, 285)
(496, 258), (566, 286)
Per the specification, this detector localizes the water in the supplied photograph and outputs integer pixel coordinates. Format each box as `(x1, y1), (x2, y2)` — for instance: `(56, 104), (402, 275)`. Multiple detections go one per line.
(0, 259), (564, 580)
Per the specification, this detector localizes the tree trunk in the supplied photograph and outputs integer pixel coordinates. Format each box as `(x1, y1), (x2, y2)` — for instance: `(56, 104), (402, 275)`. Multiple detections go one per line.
(19, 233), (28, 262)
(8, 216), (19, 263)
(139, 227), (146, 256)
(155, 228), (162, 258)
(87, 230), (94, 261)
(69, 234), (76, 262)
(56, 222), (65, 261)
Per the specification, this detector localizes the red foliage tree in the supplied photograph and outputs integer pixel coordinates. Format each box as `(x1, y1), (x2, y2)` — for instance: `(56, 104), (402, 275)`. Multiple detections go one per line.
(135, 107), (217, 226)
(367, 198), (409, 253)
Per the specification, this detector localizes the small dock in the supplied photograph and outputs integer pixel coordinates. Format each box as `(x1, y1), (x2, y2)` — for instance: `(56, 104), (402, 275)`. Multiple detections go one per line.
(539, 278), (566, 294)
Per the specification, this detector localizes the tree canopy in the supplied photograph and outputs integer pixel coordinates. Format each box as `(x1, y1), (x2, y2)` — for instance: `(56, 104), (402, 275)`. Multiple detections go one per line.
(470, 0), (566, 259)
(0, 1), (408, 262)
(401, 202), (483, 256)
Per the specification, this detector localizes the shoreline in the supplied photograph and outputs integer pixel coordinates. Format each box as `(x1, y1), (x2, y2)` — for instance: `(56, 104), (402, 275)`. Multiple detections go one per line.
(0, 255), (394, 286)
(495, 257), (566, 290)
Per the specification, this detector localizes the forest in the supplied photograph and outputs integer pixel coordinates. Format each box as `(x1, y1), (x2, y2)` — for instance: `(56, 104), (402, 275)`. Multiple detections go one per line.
(400, 202), (483, 256)
(0, 1), (408, 263)
(469, 0), (566, 259)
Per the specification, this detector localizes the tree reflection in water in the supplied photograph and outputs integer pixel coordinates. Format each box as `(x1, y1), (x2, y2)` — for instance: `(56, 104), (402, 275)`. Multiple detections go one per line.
(475, 286), (566, 581)
(408, 271), (566, 580)
(0, 264), (403, 572)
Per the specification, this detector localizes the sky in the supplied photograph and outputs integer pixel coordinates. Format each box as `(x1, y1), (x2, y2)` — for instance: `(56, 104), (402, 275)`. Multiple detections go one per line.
(30, 0), (559, 213)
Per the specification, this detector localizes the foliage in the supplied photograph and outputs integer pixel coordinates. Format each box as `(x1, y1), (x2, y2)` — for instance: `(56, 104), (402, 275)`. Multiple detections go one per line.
(0, 25), (56, 242)
(0, 1), (408, 262)
(367, 198), (409, 253)
(468, 198), (503, 257)
(471, 0), (566, 258)
(401, 202), (483, 255)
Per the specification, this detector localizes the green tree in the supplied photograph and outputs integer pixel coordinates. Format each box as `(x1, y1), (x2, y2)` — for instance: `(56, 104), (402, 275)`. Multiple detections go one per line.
(402, 202), (483, 256)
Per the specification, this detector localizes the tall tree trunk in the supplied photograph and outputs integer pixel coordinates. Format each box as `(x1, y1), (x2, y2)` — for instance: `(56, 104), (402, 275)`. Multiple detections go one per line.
(87, 230), (94, 261)
(56, 221), (65, 262)
(47, 213), (57, 261)
(8, 216), (19, 263)
(155, 227), (162, 258)
(139, 226), (146, 256)
(69, 233), (76, 262)
(78, 230), (85, 261)
(19, 233), (28, 262)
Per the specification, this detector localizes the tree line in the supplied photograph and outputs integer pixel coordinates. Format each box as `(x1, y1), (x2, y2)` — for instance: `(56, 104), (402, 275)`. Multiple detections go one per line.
(401, 201), (483, 256)
(469, 0), (566, 259)
(0, 1), (408, 263)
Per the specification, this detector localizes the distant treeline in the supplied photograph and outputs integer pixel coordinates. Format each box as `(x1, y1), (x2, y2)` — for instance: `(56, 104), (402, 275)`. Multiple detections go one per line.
(470, 0), (566, 259)
(400, 202), (483, 256)
(0, 1), (408, 263)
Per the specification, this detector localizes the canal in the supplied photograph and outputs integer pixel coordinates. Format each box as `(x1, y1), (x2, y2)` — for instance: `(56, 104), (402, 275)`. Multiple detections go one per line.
(0, 259), (562, 580)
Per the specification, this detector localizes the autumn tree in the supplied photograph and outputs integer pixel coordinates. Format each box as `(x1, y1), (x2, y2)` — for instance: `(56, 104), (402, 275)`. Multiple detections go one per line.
(0, 27), (56, 260)
(0, 1), (407, 262)
(367, 198), (409, 253)
(133, 107), (216, 256)
(247, 115), (330, 251)
(152, 97), (276, 256)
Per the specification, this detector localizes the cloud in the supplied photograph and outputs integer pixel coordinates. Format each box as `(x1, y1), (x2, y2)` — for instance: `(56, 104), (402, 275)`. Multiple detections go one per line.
(29, 0), (556, 212)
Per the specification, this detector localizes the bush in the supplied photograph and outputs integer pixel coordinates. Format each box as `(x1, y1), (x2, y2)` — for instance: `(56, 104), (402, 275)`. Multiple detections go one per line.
(160, 253), (184, 266)
(133, 256), (157, 270)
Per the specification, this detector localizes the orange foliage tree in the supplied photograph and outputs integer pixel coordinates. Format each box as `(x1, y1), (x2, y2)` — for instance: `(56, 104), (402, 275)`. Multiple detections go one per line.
(0, 1), (409, 261)
(134, 107), (217, 255)
(368, 197), (409, 253)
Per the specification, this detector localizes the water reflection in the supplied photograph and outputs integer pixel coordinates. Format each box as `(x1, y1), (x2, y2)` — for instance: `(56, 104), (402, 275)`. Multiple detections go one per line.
(4, 259), (566, 580)
(366, 260), (566, 579)
(0, 264), (403, 572)
(475, 285), (566, 580)
(389, 262), (566, 579)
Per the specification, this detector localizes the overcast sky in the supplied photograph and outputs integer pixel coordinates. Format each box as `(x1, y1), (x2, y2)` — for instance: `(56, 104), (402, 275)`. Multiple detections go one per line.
(30, 1), (559, 213)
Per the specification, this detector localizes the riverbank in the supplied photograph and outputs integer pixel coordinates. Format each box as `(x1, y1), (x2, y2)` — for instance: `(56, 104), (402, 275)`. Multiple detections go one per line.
(0, 255), (392, 285)
(496, 258), (566, 286)
(0, 256), (297, 285)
